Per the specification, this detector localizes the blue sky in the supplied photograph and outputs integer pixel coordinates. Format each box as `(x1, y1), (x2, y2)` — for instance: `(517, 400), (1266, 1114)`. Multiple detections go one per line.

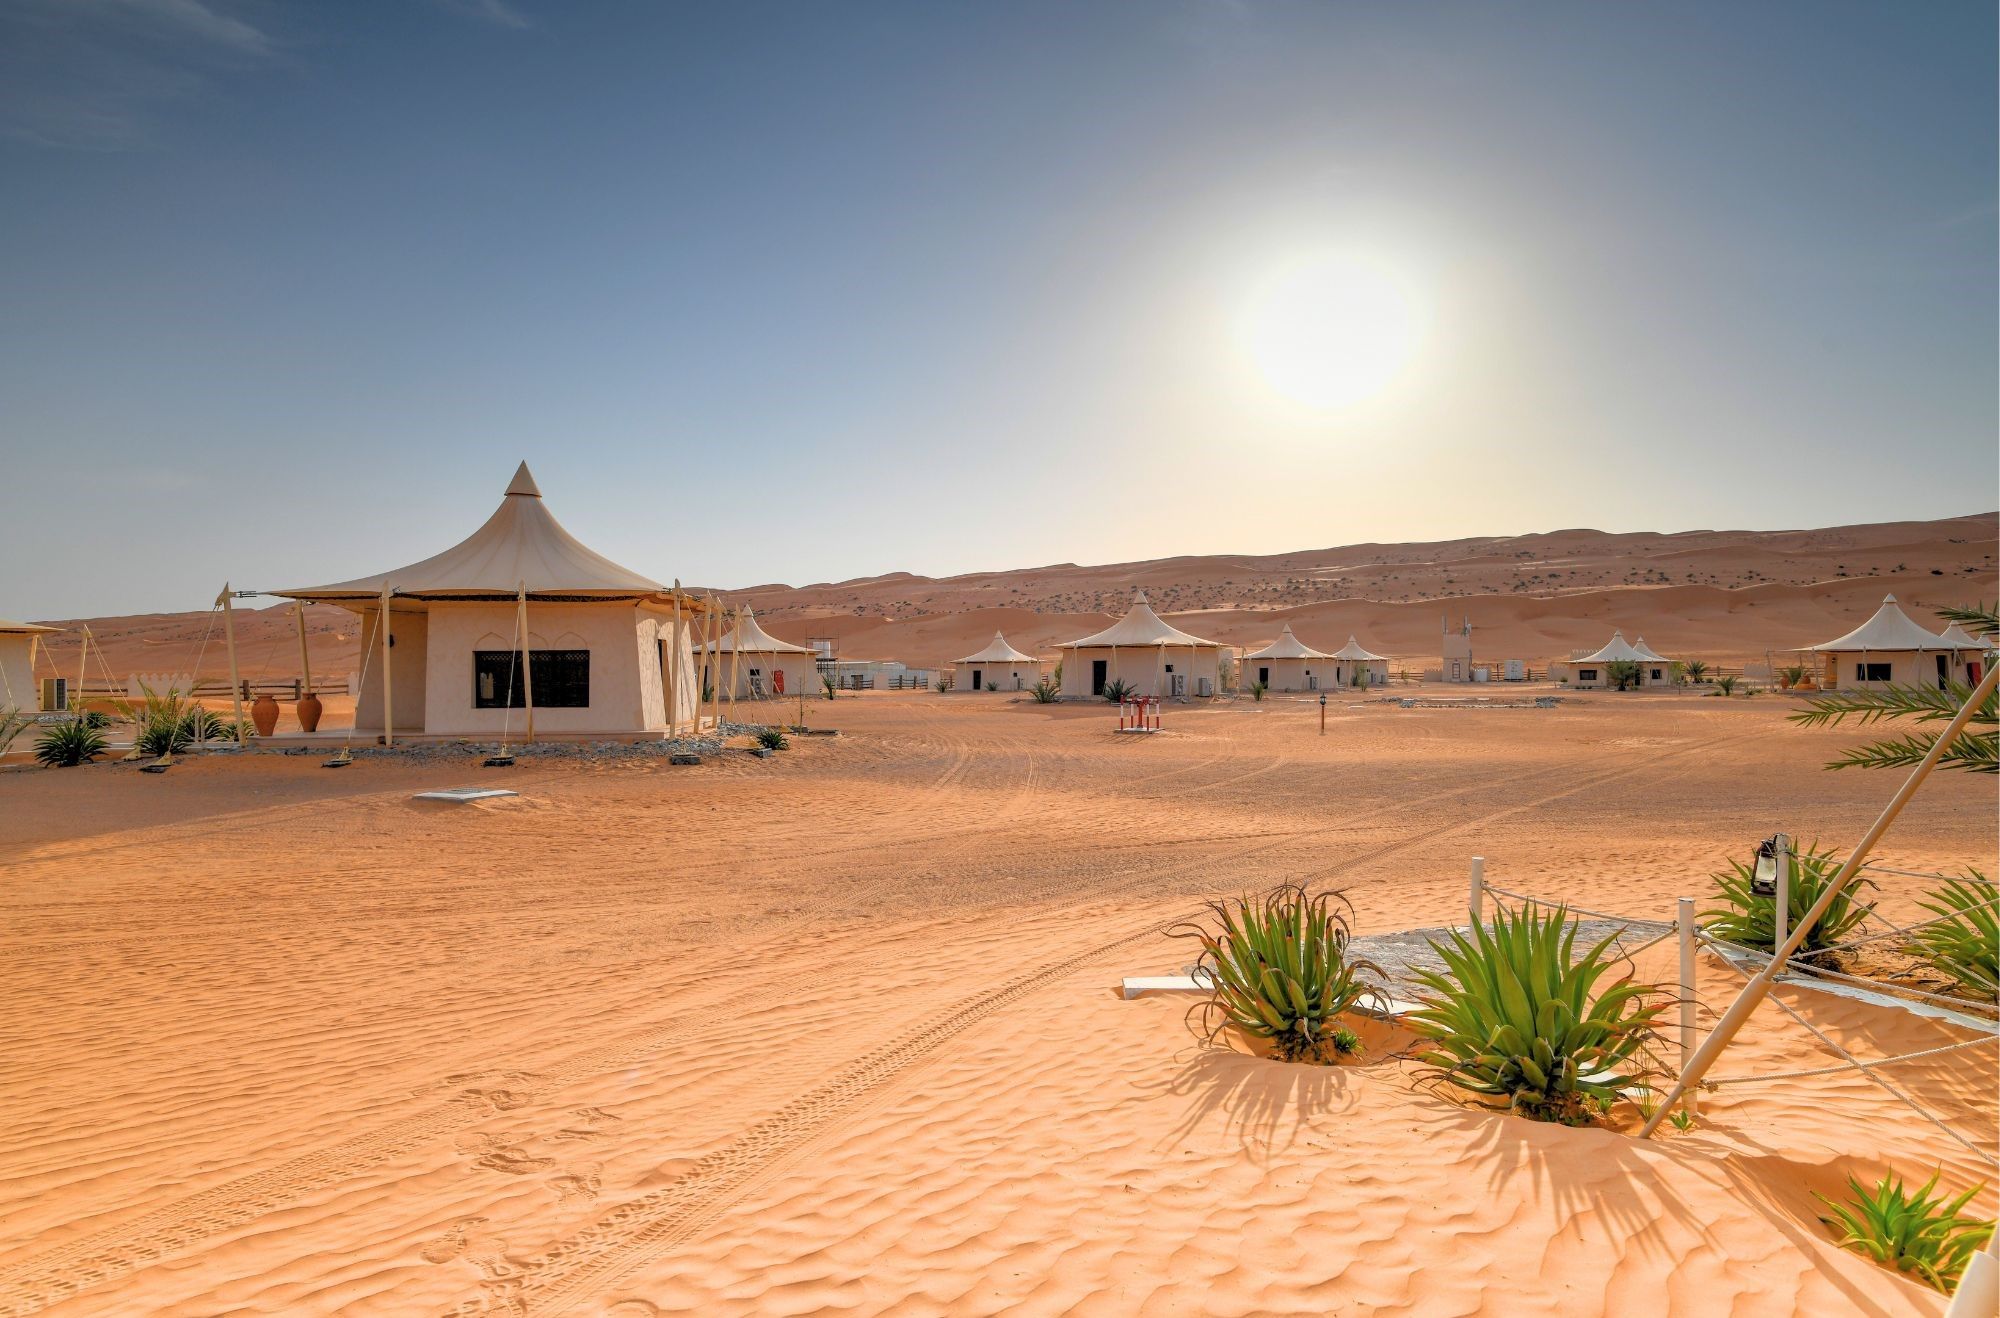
(1, 1), (1994, 618)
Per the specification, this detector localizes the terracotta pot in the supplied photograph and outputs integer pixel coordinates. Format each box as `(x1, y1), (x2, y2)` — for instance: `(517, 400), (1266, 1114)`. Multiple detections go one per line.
(297, 692), (323, 733)
(251, 693), (280, 738)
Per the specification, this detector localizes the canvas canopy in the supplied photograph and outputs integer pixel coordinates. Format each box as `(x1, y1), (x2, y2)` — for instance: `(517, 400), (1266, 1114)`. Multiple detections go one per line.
(275, 463), (694, 606)
(1574, 630), (1656, 665)
(705, 607), (812, 654)
(1810, 595), (1964, 652)
(1058, 592), (1223, 649)
(1330, 635), (1388, 662)
(1245, 624), (1329, 661)
(0, 619), (57, 634)
(1937, 621), (1994, 652)
(958, 631), (1038, 664)
(1630, 636), (1670, 662)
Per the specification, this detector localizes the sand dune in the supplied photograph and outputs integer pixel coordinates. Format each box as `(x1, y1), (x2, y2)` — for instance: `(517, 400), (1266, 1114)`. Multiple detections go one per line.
(1, 691), (1992, 1314)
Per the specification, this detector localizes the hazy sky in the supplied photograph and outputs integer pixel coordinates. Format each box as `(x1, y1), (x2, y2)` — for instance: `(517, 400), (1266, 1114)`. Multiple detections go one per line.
(2, 1), (1994, 618)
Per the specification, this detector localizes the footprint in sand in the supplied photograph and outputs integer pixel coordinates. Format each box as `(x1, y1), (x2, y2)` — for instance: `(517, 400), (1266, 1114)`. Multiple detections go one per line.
(457, 1132), (557, 1176)
(420, 1216), (489, 1264)
(546, 1162), (602, 1206)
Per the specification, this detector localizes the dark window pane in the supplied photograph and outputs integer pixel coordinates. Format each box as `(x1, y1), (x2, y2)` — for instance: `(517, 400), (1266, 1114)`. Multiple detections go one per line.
(474, 650), (590, 708)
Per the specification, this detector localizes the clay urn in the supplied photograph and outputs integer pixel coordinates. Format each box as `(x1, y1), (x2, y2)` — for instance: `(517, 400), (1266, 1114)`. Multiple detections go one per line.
(296, 691), (323, 733)
(251, 693), (280, 737)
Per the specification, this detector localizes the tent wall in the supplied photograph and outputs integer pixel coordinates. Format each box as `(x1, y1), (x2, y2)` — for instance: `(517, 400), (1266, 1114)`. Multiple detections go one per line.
(1247, 657), (1324, 692)
(1816, 649), (1953, 692)
(954, 660), (1044, 692)
(1058, 646), (1220, 700)
(1332, 658), (1390, 688)
(353, 609), (429, 734)
(708, 649), (816, 700)
(0, 635), (39, 713)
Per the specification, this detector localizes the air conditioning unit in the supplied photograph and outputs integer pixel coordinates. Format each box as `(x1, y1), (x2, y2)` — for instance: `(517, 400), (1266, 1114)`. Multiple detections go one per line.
(40, 677), (68, 712)
(1195, 676), (1212, 697)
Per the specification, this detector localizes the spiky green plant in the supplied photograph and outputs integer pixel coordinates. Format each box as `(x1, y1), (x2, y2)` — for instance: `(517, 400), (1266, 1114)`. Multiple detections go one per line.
(1102, 677), (1134, 703)
(1604, 659), (1643, 691)
(1667, 1107), (1696, 1132)
(755, 727), (789, 751)
(1029, 676), (1060, 703)
(1702, 843), (1875, 957)
(0, 705), (32, 754)
(1788, 603), (1996, 775)
(1250, 681), (1268, 702)
(1713, 674), (1739, 696)
(1174, 885), (1385, 1064)
(1683, 659), (1709, 684)
(35, 718), (107, 767)
(1407, 902), (1668, 1125)
(1777, 664), (1809, 689)
(1817, 1170), (1993, 1292)
(821, 674), (837, 700)
(1910, 872), (1997, 997)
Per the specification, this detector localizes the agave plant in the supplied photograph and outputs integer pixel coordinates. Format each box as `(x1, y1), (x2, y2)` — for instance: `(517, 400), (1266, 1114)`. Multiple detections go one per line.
(1713, 674), (1739, 696)
(1407, 902), (1668, 1125)
(1604, 659), (1644, 691)
(1030, 676), (1060, 703)
(0, 705), (31, 754)
(1817, 1170), (1993, 1292)
(35, 718), (107, 767)
(1703, 843), (1874, 957)
(1683, 659), (1709, 684)
(1102, 677), (1134, 704)
(755, 727), (789, 751)
(1909, 872), (1997, 997)
(1250, 681), (1268, 702)
(1174, 885), (1385, 1064)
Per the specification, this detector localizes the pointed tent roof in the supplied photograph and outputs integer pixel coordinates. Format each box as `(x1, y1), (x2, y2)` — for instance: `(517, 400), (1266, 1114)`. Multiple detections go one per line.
(705, 607), (813, 655)
(0, 618), (58, 635)
(957, 631), (1039, 664)
(1574, 630), (1654, 665)
(1631, 636), (1671, 663)
(276, 463), (681, 604)
(1810, 595), (1955, 652)
(1938, 621), (1994, 652)
(1330, 635), (1389, 662)
(1057, 592), (1224, 649)
(1245, 624), (1331, 661)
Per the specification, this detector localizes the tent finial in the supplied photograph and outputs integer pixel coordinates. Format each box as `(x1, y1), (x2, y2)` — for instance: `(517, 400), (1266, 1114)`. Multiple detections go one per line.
(505, 462), (542, 498)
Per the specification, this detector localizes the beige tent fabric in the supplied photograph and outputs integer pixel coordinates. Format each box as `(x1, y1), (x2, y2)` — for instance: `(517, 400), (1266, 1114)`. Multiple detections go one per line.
(1630, 636), (1671, 663)
(1937, 621), (1994, 652)
(1245, 624), (1330, 661)
(275, 463), (674, 603)
(1809, 595), (1959, 652)
(704, 607), (814, 655)
(1574, 630), (1656, 664)
(0, 618), (58, 634)
(1329, 634), (1389, 662)
(1057, 591), (1223, 649)
(957, 631), (1038, 664)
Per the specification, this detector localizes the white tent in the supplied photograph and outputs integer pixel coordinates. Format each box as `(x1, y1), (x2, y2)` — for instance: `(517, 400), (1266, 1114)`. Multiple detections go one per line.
(0, 618), (58, 718)
(1056, 591), (1223, 700)
(702, 607), (816, 699)
(1570, 630), (1674, 689)
(1806, 594), (1977, 691)
(953, 631), (1043, 693)
(1244, 624), (1332, 692)
(1328, 635), (1392, 688)
(275, 463), (710, 740)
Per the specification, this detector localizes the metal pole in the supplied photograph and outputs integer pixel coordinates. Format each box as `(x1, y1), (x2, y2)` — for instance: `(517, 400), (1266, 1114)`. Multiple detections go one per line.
(219, 587), (246, 745)
(75, 625), (90, 713)
(1642, 661), (1999, 1138)
(1468, 856), (1486, 926)
(1677, 897), (1698, 1115)
(517, 583), (534, 744)
(1320, 694), (1327, 736)
(294, 601), (314, 698)
(379, 584), (394, 748)
(1772, 834), (1792, 972)
(666, 583), (683, 737)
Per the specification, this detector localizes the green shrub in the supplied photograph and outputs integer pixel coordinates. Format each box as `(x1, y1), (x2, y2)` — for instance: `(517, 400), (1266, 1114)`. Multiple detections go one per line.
(1030, 677), (1061, 703)
(1910, 872), (1997, 997)
(821, 674), (837, 701)
(1713, 674), (1739, 696)
(755, 727), (789, 751)
(1102, 677), (1134, 704)
(1407, 902), (1668, 1125)
(1683, 659), (1709, 684)
(1604, 659), (1643, 691)
(0, 705), (31, 753)
(1175, 884), (1384, 1064)
(131, 690), (232, 757)
(1702, 843), (1874, 957)
(1251, 681), (1268, 702)
(1817, 1170), (1993, 1292)
(35, 719), (107, 767)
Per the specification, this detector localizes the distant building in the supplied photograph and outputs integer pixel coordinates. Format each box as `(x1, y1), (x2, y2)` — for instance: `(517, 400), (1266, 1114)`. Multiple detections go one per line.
(1569, 631), (1674, 689)
(1055, 591), (1223, 699)
(1244, 624), (1332, 692)
(703, 607), (817, 699)
(0, 618), (59, 714)
(1328, 635), (1392, 688)
(1440, 616), (1473, 683)
(953, 632), (1043, 693)
(1807, 595), (1990, 691)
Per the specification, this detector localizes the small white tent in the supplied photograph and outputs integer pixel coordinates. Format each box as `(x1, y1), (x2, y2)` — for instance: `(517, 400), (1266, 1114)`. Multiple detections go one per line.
(1056, 591), (1223, 700)
(1570, 631), (1674, 689)
(275, 463), (710, 739)
(703, 607), (816, 699)
(954, 632), (1043, 693)
(1328, 635), (1391, 688)
(1809, 595), (1982, 691)
(0, 618), (58, 718)
(1244, 624), (1332, 692)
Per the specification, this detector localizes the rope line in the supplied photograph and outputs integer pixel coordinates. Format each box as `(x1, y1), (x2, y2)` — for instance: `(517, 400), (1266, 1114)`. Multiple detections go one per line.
(1797, 895), (2000, 956)
(1709, 1033), (2000, 1085)
(1481, 885), (1672, 929)
(1862, 863), (1998, 886)
(1696, 931), (1996, 1015)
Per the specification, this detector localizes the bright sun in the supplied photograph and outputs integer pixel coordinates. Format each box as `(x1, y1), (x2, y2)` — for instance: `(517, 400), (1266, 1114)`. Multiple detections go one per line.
(1239, 254), (1423, 409)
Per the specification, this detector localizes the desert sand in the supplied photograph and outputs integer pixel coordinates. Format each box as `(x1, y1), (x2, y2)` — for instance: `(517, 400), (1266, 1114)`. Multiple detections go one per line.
(1, 688), (1993, 1315)
(29, 512), (1999, 681)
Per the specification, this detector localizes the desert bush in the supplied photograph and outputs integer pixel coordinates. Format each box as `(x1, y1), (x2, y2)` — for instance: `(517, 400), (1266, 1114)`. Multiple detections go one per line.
(1102, 677), (1134, 703)
(1910, 872), (1997, 997)
(1703, 843), (1874, 957)
(1407, 902), (1668, 1125)
(1817, 1170), (1993, 1292)
(821, 674), (837, 700)
(1251, 681), (1268, 702)
(1777, 664), (1808, 689)
(0, 705), (31, 753)
(1604, 659), (1643, 691)
(131, 690), (232, 756)
(1030, 676), (1060, 703)
(755, 727), (789, 751)
(1713, 674), (1739, 696)
(35, 719), (107, 767)
(1683, 659), (1709, 684)
(1173, 884), (1384, 1063)
(934, 672), (953, 692)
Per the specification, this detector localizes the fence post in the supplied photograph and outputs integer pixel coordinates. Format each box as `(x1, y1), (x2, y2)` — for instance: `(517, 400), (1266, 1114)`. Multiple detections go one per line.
(1677, 897), (1698, 1115)
(1468, 856), (1485, 927)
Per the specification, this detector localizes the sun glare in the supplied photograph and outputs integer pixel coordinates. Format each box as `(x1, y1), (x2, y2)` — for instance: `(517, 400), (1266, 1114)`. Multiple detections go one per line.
(1239, 254), (1424, 409)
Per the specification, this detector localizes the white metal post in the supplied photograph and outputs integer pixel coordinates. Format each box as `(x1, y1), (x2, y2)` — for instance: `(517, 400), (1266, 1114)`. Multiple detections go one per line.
(1677, 897), (1698, 1115)
(1772, 834), (1792, 972)
(1468, 856), (1486, 926)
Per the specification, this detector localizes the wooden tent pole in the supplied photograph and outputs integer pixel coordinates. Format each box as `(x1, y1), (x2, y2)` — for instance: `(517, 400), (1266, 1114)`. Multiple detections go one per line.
(666, 582), (683, 737)
(75, 624), (90, 714)
(220, 587), (246, 745)
(379, 584), (394, 748)
(294, 601), (314, 697)
(728, 607), (742, 717)
(701, 595), (717, 730)
(517, 583), (534, 744)
(1640, 661), (2000, 1138)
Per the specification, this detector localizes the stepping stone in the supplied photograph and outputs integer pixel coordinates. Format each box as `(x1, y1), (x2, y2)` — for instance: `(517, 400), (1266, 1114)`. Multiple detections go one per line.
(413, 787), (518, 804)
(669, 753), (702, 766)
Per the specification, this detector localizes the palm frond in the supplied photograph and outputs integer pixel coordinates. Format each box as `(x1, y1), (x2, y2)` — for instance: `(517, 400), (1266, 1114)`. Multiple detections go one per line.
(1823, 729), (1998, 775)
(1936, 602), (1999, 640)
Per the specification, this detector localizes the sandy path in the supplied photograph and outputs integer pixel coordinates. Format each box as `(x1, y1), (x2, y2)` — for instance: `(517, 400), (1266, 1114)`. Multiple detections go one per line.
(1, 690), (1993, 1315)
